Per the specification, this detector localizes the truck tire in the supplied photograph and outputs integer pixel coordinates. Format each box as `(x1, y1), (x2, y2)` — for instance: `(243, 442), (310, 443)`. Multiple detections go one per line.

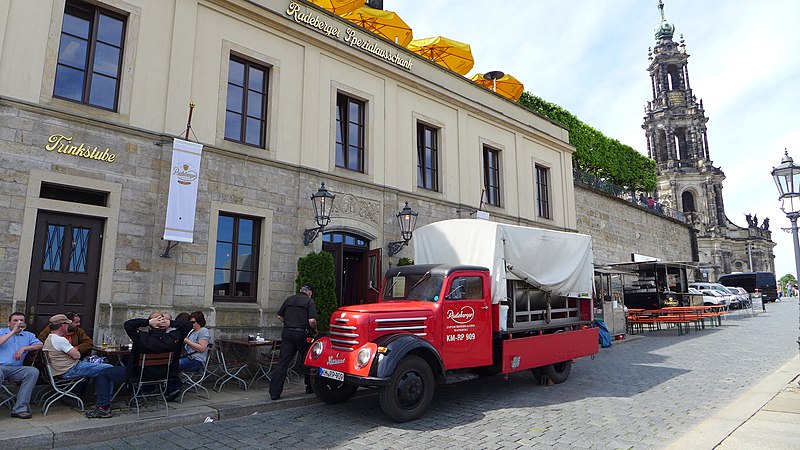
(378, 355), (434, 422)
(311, 375), (358, 404)
(538, 360), (572, 384)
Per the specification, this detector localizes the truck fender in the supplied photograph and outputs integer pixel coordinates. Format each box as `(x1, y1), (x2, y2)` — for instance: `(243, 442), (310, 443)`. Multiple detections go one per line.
(373, 334), (445, 381)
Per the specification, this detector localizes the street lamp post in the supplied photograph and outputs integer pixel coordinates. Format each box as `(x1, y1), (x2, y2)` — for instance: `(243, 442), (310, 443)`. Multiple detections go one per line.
(771, 150), (800, 352)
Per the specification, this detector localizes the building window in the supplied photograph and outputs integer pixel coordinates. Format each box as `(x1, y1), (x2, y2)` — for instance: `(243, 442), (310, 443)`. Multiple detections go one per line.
(535, 165), (551, 219)
(417, 123), (439, 191)
(225, 57), (268, 147)
(214, 213), (260, 302)
(336, 93), (365, 172)
(54, 0), (126, 111)
(483, 146), (501, 207)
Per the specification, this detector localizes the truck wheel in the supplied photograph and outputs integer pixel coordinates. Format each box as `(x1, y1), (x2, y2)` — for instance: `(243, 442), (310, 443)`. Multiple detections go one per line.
(311, 375), (358, 404)
(378, 355), (434, 422)
(539, 360), (572, 384)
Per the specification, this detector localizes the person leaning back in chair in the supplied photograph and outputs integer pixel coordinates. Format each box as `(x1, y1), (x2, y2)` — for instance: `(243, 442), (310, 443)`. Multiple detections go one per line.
(38, 311), (93, 359)
(0, 312), (43, 419)
(269, 284), (318, 401)
(43, 314), (113, 380)
(85, 312), (191, 419)
(165, 310), (211, 401)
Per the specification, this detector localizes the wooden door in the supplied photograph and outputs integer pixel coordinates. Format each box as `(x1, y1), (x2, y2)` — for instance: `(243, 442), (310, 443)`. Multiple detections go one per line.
(363, 248), (382, 303)
(25, 211), (104, 337)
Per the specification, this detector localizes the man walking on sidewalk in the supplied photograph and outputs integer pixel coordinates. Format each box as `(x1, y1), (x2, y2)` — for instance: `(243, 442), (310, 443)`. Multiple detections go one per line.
(269, 285), (318, 400)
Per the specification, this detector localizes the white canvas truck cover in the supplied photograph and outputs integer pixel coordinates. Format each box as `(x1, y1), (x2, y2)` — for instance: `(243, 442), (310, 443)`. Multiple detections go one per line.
(413, 219), (594, 304)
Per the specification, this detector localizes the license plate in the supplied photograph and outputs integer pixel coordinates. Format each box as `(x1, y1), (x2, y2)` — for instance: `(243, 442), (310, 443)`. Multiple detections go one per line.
(319, 368), (344, 382)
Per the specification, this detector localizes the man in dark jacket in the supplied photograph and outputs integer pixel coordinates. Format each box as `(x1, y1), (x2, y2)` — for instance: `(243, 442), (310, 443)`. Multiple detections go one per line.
(86, 312), (191, 419)
(269, 285), (317, 400)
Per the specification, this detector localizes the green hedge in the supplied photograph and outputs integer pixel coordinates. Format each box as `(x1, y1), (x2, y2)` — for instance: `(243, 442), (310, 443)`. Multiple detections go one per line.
(296, 251), (337, 333)
(519, 92), (657, 192)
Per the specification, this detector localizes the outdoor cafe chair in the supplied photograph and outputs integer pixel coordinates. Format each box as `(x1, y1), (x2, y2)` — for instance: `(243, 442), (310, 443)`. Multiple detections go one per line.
(40, 351), (86, 416)
(249, 340), (281, 389)
(212, 345), (249, 392)
(0, 381), (17, 410)
(178, 343), (213, 403)
(128, 352), (173, 419)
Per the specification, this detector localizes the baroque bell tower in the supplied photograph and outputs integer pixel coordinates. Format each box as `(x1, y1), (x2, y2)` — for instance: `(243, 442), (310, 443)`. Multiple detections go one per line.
(641, 1), (775, 280)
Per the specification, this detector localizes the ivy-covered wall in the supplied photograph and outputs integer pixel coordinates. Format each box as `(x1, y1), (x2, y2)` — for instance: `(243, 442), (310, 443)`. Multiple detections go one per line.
(519, 93), (657, 193)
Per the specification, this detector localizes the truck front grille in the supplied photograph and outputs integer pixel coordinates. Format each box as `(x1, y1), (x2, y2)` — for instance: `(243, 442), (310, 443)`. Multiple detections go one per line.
(330, 317), (359, 351)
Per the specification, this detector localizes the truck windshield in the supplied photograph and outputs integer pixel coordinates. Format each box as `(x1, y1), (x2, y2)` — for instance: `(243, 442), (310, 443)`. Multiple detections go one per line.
(383, 273), (444, 302)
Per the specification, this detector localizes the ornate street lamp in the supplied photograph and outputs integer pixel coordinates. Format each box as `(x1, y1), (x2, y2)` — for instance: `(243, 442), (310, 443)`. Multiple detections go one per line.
(387, 202), (418, 256)
(771, 149), (800, 352)
(303, 182), (336, 245)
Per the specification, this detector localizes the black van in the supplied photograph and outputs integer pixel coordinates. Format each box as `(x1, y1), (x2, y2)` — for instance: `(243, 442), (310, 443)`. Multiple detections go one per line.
(717, 272), (778, 302)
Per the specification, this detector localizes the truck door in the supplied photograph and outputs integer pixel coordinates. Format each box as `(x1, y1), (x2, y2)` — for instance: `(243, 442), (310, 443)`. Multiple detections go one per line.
(441, 272), (492, 369)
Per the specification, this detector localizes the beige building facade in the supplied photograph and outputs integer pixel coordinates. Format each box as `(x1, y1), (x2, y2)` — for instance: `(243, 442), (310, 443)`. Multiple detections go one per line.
(0, 0), (579, 339)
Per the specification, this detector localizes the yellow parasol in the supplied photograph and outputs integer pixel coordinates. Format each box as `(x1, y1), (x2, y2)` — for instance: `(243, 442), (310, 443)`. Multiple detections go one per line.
(470, 72), (525, 101)
(407, 36), (474, 75)
(342, 7), (413, 46)
(306, 0), (364, 15)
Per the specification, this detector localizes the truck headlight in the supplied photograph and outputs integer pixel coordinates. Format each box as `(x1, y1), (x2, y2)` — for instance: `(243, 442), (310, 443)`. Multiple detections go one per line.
(310, 340), (324, 359)
(355, 347), (372, 369)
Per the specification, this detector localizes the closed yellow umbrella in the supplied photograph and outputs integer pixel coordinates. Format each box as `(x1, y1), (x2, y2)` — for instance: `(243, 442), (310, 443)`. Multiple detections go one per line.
(307, 0), (364, 15)
(342, 7), (413, 46)
(407, 36), (474, 75)
(470, 72), (525, 101)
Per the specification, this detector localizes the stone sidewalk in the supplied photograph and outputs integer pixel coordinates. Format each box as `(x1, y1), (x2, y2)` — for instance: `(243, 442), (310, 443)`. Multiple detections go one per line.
(667, 354), (800, 449)
(0, 376), (318, 449)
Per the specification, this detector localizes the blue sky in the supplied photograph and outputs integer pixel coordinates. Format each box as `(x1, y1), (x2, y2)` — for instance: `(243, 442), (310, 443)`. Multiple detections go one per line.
(387, 0), (800, 278)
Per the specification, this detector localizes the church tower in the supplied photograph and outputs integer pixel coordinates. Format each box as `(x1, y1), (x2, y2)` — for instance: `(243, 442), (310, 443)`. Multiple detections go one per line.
(642, 1), (775, 280)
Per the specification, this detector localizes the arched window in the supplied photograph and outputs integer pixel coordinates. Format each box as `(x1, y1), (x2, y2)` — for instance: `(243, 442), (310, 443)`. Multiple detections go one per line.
(682, 191), (696, 212)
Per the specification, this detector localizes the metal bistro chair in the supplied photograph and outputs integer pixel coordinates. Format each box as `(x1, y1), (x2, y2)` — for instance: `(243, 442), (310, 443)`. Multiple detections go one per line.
(40, 351), (87, 416)
(249, 341), (281, 389)
(0, 381), (17, 410)
(178, 343), (213, 403)
(212, 344), (248, 393)
(129, 352), (173, 419)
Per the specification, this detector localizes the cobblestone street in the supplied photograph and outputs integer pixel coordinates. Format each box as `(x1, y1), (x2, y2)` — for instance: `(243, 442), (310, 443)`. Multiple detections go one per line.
(62, 300), (799, 450)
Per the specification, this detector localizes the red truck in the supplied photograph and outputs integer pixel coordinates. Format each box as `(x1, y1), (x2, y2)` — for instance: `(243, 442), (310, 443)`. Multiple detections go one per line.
(304, 219), (599, 422)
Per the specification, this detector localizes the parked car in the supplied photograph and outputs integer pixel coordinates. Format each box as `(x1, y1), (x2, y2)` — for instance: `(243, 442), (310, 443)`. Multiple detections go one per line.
(689, 282), (735, 306)
(732, 286), (752, 308)
(721, 286), (743, 309)
(699, 289), (727, 306)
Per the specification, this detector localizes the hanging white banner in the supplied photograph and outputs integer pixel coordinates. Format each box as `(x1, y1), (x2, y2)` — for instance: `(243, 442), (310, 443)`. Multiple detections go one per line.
(163, 138), (203, 243)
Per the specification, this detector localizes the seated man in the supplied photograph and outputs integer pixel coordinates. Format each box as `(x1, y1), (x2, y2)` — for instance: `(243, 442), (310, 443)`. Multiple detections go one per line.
(38, 311), (94, 359)
(86, 312), (191, 419)
(0, 311), (43, 419)
(42, 314), (112, 379)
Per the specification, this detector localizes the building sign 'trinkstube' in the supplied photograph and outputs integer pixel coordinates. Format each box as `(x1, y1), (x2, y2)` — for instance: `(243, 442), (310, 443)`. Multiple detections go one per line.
(285, 2), (413, 70)
(45, 134), (117, 163)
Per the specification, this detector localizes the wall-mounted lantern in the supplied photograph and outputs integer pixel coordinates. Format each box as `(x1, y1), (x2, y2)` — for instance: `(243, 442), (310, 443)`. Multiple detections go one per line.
(387, 202), (418, 256)
(303, 182), (336, 245)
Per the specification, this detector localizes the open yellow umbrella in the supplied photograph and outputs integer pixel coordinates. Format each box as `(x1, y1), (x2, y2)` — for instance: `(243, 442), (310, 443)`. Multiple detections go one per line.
(342, 7), (413, 46)
(307, 0), (364, 15)
(407, 36), (474, 75)
(470, 72), (525, 101)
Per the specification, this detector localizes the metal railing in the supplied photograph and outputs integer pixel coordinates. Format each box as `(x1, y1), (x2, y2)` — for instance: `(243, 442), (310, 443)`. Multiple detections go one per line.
(573, 169), (687, 223)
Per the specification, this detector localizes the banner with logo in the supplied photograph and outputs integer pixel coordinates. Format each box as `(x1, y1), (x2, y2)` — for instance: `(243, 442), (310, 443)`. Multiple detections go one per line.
(163, 138), (203, 243)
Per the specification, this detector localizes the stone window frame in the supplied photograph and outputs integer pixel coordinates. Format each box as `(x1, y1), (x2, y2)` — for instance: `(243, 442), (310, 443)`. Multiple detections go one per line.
(53, 0), (127, 111)
(329, 81), (374, 183)
(415, 121), (440, 192)
(335, 92), (366, 173)
(480, 140), (504, 209)
(205, 202), (273, 308)
(534, 163), (552, 220)
(41, 0), (141, 122)
(215, 41), (280, 158)
(223, 55), (269, 148)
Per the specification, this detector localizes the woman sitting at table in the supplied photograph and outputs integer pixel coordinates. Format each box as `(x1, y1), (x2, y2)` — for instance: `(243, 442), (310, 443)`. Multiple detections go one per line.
(166, 311), (211, 400)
